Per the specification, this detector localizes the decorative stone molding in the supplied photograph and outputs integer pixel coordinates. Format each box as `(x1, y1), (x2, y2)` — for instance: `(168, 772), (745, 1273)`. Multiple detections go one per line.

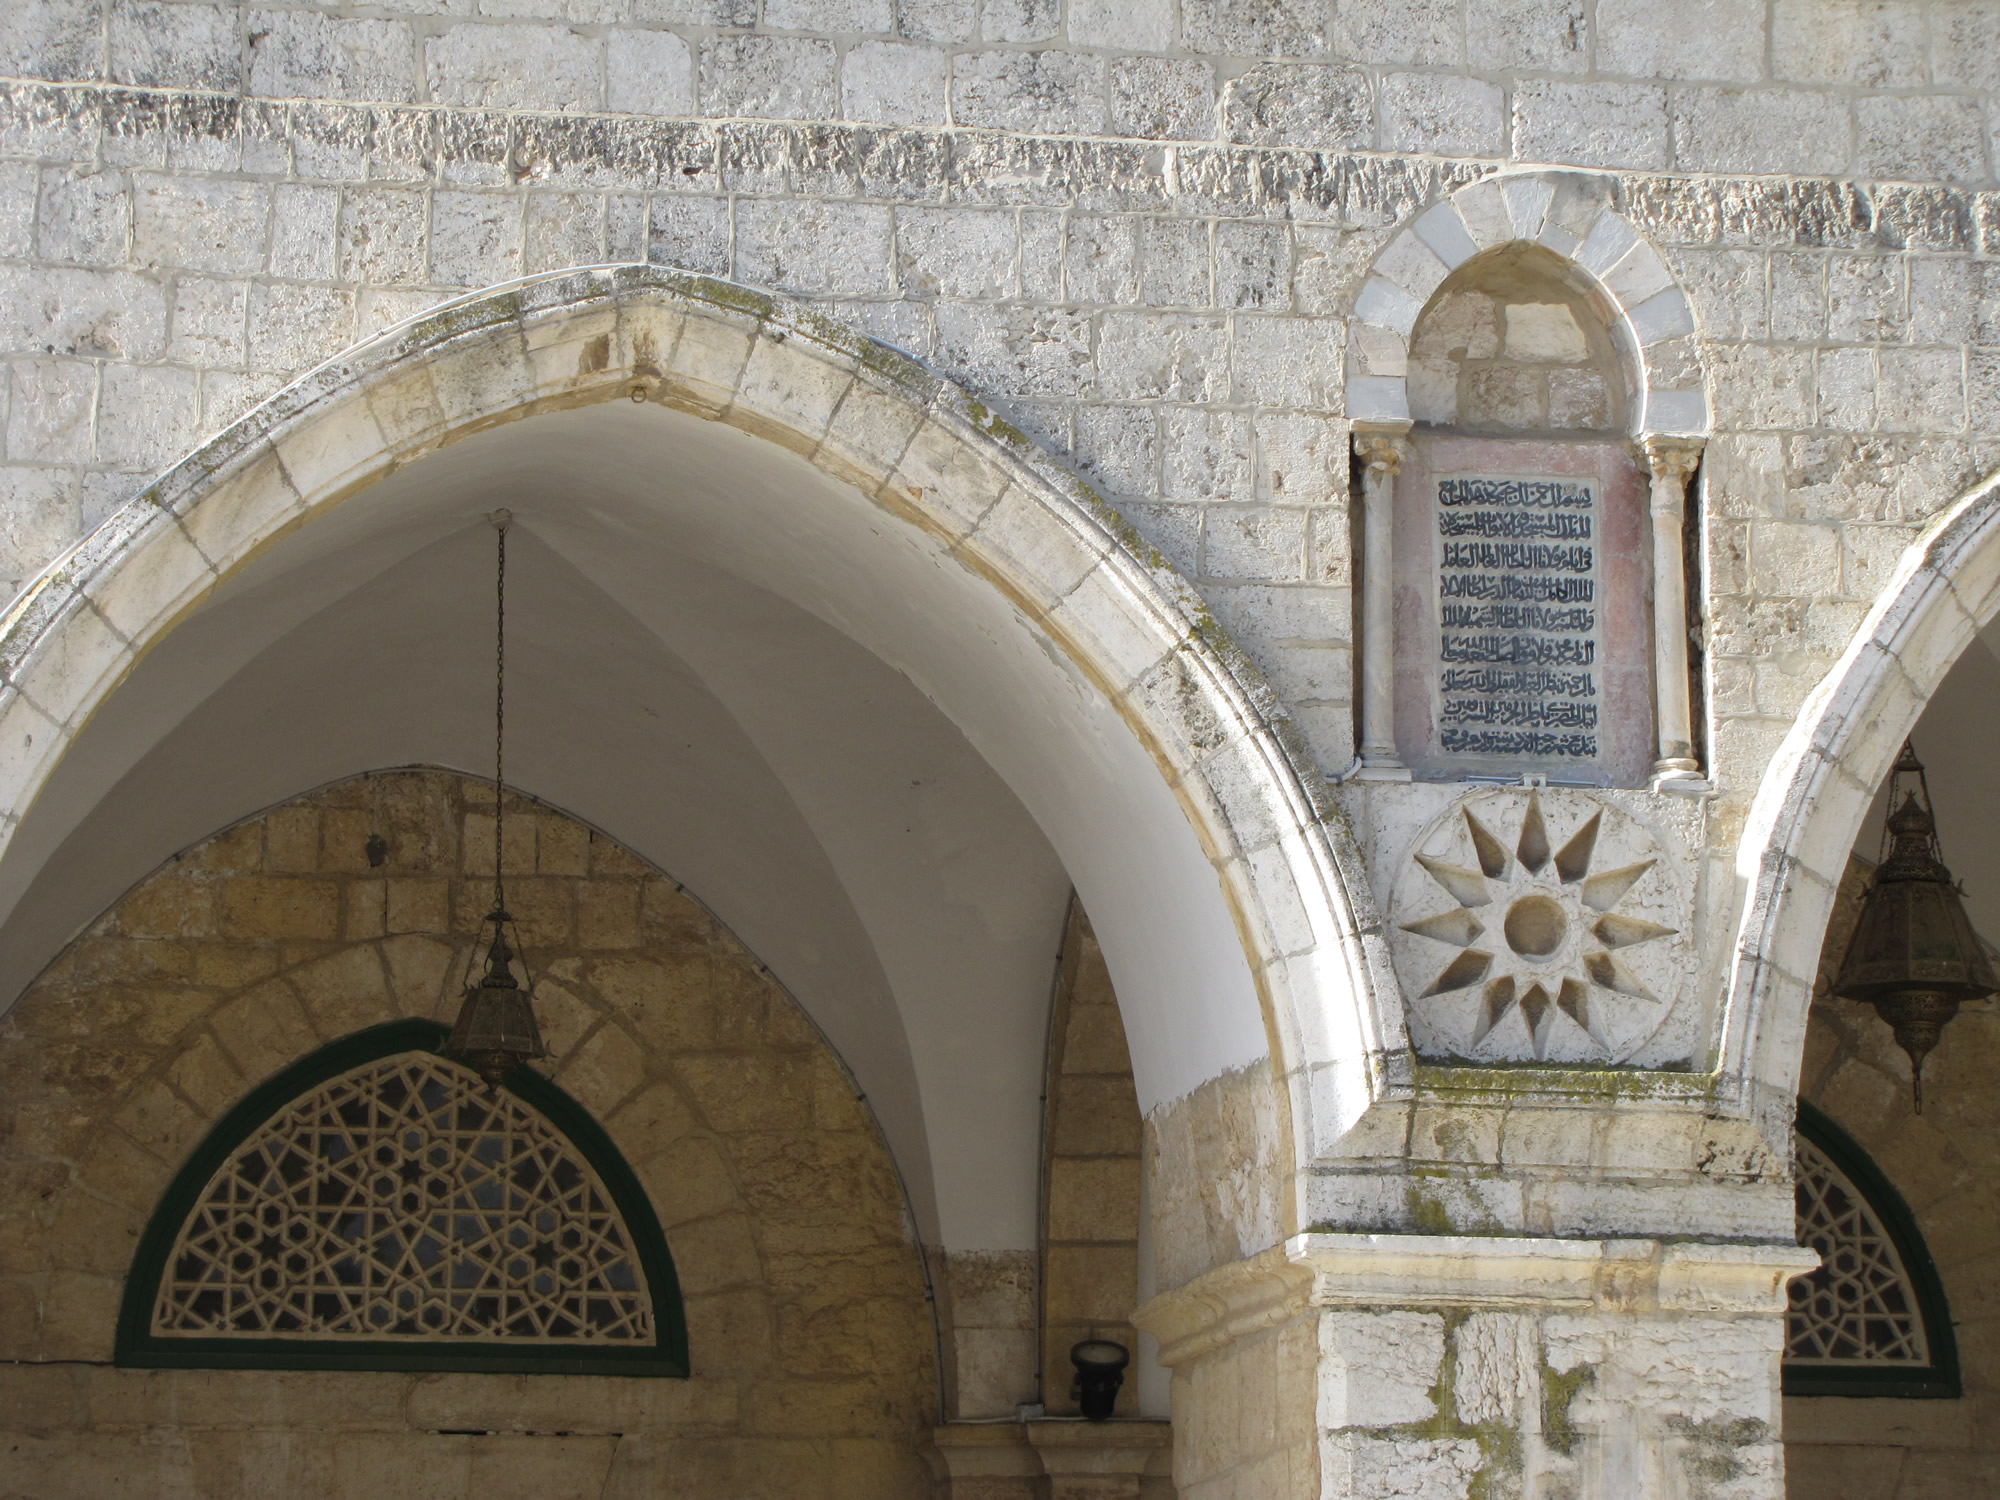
(1642, 434), (1708, 792)
(1388, 788), (1687, 1065)
(1139, 1235), (1818, 1360)
(1352, 420), (1412, 782)
(1723, 467), (2000, 1113)
(1344, 171), (1707, 440)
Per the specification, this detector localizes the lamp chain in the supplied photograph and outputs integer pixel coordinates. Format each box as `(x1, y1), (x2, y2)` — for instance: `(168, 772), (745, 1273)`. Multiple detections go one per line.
(494, 514), (506, 916)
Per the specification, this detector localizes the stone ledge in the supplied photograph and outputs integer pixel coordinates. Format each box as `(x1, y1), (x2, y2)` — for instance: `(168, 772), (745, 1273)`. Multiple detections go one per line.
(1136, 1233), (1820, 1365)
(926, 1419), (1173, 1497)
(1784, 1395), (1973, 1448)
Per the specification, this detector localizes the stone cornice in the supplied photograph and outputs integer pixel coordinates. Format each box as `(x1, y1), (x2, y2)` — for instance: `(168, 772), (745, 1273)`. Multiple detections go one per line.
(1135, 1233), (1819, 1367)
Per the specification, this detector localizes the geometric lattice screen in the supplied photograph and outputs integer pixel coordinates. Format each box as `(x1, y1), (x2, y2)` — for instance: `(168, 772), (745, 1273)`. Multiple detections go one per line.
(118, 1021), (687, 1376)
(1783, 1102), (1957, 1399)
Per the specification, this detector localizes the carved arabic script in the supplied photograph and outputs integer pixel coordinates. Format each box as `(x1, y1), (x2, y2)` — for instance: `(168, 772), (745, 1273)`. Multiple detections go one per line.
(1436, 476), (1599, 759)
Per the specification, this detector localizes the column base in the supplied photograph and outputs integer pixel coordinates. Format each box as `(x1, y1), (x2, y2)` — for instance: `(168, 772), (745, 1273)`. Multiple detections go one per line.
(1650, 761), (1712, 796)
(1352, 761), (1413, 783)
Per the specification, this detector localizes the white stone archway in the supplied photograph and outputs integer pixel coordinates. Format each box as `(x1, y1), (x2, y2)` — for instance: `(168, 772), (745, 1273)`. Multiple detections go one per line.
(1722, 468), (2000, 1118)
(1344, 168), (1708, 438)
(0, 264), (1403, 1219)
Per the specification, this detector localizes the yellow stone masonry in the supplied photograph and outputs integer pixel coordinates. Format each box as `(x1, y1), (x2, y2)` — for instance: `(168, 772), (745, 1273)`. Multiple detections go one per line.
(0, 770), (937, 1497)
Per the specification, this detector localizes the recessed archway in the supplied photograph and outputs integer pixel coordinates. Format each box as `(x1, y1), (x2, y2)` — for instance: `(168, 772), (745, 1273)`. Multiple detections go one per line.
(0, 265), (1398, 1260)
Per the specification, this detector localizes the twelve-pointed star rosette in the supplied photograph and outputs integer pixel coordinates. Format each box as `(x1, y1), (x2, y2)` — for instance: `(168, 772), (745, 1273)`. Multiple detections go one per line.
(1398, 793), (1678, 1061)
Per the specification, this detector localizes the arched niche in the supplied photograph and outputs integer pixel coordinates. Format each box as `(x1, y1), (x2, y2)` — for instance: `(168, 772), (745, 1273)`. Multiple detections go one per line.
(1344, 170), (1705, 438)
(1346, 172), (1711, 793)
(0, 266), (1399, 1268)
(1390, 243), (1656, 786)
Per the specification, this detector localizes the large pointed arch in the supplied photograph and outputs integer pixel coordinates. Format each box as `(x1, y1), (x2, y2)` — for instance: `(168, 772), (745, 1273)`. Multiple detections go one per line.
(0, 265), (1400, 1217)
(1722, 470), (2000, 1114)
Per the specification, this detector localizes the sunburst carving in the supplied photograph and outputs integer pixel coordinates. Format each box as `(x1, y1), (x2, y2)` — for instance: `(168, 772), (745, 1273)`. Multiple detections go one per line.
(1388, 790), (1685, 1064)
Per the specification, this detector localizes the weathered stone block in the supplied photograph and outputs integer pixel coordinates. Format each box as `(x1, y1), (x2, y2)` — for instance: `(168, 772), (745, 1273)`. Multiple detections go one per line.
(1513, 81), (1668, 171)
(1381, 73), (1502, 158)
(952, 50), (1103, 136)
(701, 34), (836, 120)
(1468, 0), (1588, 72)
(1672, 88), (1852, 177)
(1220, 63), (1370, 151)
(425, 23), (602, 113)
(247, 13), (416, 104)
(1857, 94), (1989, 185)
(607, 29), (694, 118)
(1109, 56), (1213, 142)
(840, 41), (946, 128)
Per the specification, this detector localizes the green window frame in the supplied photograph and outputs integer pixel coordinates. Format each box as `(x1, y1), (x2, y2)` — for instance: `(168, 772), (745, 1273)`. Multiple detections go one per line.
(1785, 1099), (1958, 1400)
(117, 1019), (689, 1377)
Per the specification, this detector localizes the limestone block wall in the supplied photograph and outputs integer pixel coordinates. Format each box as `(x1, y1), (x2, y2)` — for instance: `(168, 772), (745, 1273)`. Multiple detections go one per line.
(1, 1), (1998, 804)
(0, 769), (938, 1496)
(1789, 858), (2000, 1496)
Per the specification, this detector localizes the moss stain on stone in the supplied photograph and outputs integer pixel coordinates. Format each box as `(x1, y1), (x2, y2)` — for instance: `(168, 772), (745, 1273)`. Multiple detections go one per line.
(1541, 1360), (1594, 1459)
(1667, 1415), (1767, 1490)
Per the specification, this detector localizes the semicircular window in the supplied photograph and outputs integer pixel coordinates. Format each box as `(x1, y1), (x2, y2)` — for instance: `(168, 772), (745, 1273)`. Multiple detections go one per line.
(1785, 1101), (1956, 1399)
(118, 1020), (686, 1376)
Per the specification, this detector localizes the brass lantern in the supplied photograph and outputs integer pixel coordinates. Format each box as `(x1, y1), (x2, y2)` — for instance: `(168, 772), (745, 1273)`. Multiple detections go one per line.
(446, 511), (548, 1089)
(450, 915), (545, 1089)
(1833, 741), (1995, 1111)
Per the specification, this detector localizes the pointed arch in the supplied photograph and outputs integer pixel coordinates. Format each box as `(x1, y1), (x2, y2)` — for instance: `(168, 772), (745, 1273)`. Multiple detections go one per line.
(0, 264), (1401, 1213)
(1722, 470), (2000, 1110)
(1345, 169), (1709, 438)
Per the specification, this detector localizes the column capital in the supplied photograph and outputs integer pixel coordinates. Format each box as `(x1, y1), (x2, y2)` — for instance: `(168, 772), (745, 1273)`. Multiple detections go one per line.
(1640, 433), (1704, 488)
(1351, 419), (1412, 475)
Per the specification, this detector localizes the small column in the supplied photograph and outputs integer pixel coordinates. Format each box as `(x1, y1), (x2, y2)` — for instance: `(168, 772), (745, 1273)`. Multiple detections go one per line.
(1353, 421), (1412, 781)
(1643, 435), (1706, 789)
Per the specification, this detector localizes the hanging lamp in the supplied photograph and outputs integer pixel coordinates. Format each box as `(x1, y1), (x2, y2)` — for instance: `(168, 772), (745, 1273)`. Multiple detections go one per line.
(447, 509), (548, 1089)
(1833, 741), (1995, 1112)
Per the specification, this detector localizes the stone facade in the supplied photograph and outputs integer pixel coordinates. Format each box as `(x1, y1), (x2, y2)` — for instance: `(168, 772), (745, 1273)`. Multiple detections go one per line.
(0, 771), (938, 1494)
(7, 1), (2000, 1495)
(4, 12), (1998, 796)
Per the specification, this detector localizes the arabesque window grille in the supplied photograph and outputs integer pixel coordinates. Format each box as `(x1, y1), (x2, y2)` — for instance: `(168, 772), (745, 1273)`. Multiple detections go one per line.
(118, 1020), (686, 1376)
(1783, 1102), (1957, 1399)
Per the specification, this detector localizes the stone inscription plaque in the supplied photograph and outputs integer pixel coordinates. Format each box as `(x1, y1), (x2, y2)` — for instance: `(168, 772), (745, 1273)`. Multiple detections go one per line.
(1435, 474), (1599, 761)
(1392, 437), (1653, 786)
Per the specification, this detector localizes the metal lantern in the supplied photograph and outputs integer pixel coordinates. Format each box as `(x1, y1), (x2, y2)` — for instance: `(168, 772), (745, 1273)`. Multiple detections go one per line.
(447, 510), (548, 1089)
(1833, 741), (1996, 1111)
(1069, 1339), (1129, 1422)
(449, 916), (546, 1089)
